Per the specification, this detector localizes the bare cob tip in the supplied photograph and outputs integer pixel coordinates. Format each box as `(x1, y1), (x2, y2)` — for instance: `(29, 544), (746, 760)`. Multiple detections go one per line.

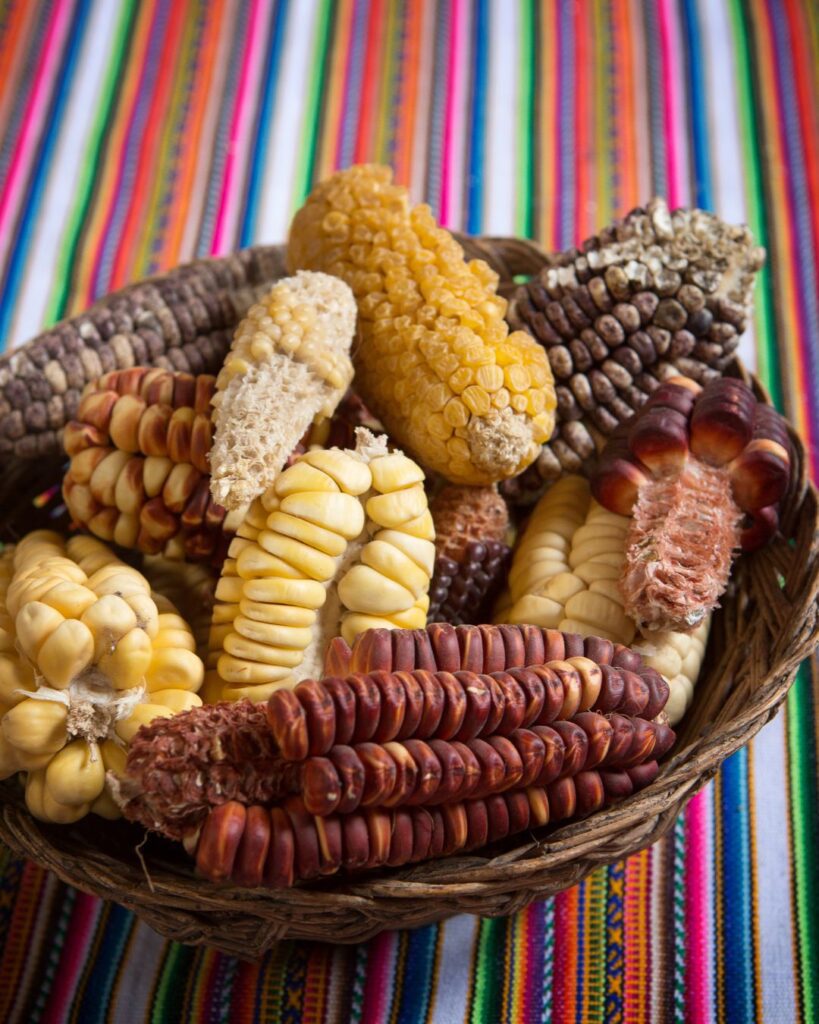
(209, 271), (357, 510)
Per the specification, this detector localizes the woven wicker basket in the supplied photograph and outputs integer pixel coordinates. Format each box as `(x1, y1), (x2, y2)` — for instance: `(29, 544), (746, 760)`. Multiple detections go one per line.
(1, 238), (817, 958)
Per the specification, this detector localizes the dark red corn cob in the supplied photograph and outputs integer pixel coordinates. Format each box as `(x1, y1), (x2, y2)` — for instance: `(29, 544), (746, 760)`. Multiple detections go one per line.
(267, 658), (669, 762)
(295, 711), (674, 816)
(191, 752), (664, 886)
(324, 623), (619, 679)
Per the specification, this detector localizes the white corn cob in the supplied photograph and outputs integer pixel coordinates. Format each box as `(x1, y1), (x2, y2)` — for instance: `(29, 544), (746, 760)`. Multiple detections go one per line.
(205, 430), (435, 702)
(0, 531), (205, 823)
(497, 475), (708, 720)
(209, 271), (356, 510)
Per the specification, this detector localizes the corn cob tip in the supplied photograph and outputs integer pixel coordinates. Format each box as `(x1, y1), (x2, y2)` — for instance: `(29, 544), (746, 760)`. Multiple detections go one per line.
(210, 271), (357, 510)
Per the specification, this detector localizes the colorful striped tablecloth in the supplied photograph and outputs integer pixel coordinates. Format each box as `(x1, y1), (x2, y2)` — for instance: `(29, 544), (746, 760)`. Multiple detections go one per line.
(1, 1), (817, 1021)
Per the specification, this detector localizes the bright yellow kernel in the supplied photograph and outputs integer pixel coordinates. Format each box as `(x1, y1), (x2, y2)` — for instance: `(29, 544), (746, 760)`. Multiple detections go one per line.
(475, 364), (504, 392)
(461, 385), (491, 417)
(443, 398), (469, 429)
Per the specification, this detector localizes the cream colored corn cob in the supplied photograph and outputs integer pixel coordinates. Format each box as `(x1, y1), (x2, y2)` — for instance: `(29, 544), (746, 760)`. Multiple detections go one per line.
(0, 531), (204, 823)
(205, 430), (434, 703)
(210, 271), (356, 510)
(288, 164), (556, 486)
(496, 475), (707, 724)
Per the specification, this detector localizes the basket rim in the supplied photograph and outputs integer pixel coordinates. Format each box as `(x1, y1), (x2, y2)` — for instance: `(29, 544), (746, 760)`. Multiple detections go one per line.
(2, 237), (818, 953)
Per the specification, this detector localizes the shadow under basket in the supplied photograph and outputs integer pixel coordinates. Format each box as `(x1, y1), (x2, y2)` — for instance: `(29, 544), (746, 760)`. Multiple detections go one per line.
(1, 238), (817, 958)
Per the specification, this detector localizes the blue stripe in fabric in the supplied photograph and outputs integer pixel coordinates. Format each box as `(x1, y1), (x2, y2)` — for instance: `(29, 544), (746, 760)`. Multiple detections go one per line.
(464, 0), (487, 235)
(395, 925), (439, 1024)
(720, 746), (756, 1024)
(239, 0), (287, 246)
(0, 0), (89, 342)
(680, 0), (712, 210)
(70, 902), (135, 1024)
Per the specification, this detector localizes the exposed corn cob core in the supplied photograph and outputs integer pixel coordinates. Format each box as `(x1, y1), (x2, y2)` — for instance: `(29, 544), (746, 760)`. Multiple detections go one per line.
(591, 376), (790, 633)
(209, 271), (356, 510)
(205, 429), (434, 702)
(288, 164), (556, 485)
(117, 700), (284, 839)
(62, 368), (236, 561)
(0, 531), (204, 823)
(427, 485), (511, 624)
(622, 461), (740, 632)
(495, 475), (705, 725)
(506, 197), (765, 488)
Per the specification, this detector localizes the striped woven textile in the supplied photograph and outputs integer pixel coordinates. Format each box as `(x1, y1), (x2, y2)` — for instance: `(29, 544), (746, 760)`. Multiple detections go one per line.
(0, 1), (817, 1021)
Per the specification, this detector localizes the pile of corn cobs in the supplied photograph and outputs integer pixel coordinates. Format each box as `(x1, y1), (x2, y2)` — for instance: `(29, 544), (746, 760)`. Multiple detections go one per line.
(0, 163), (791, 890)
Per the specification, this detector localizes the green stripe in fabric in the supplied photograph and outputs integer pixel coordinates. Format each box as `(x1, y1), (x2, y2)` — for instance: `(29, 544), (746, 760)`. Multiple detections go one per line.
(517, 0), (534, 239)
(672, 815), (687, 1022)
(469, 916), (505, 1023)
(291, 0), (333, 211)
(787, 663), (819, 1024)
(150, 941), (198, 1023)
(45, 0), (136, 323)
(727, 0), (780, 410)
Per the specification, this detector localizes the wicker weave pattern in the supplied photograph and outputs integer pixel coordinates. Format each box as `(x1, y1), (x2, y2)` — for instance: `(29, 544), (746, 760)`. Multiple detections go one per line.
(0, 239), (817, 956)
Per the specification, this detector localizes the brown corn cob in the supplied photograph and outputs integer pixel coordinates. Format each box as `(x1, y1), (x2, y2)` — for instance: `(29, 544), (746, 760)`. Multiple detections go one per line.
(324, 622), (634, 679)
(191, 759), (662, 885)
(0, 245), (286, 461)
(427, 485), (511, 625)
(504, 198), (765, 496)
(62, 368), (233, 560)
(266, 660), (670, 762)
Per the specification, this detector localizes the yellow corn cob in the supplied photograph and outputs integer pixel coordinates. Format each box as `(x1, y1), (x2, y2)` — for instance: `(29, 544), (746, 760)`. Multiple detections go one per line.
(288, 164), (556, 486)
(204, 430), (434, 703)
(210, 271), (356, 510)
(496, 475), (708, 721)
(0, 531), (204, 823)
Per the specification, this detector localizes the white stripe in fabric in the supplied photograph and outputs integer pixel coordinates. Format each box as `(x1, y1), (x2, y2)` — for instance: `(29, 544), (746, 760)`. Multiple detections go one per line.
(428, 914), (479, 1024)
(482, 0), (518, 235)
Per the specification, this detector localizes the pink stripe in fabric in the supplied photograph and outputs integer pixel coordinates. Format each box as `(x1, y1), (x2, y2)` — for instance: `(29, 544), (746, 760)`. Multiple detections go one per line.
(359, 931), (398, 1021)
(40, 892), (102, 1024)
(210, 0), (268, 253)
(685, 792), (713, 1024)
(657, 0), (682, 208)
(439, 0), (465, 227)
(0, 0), (73, 250)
